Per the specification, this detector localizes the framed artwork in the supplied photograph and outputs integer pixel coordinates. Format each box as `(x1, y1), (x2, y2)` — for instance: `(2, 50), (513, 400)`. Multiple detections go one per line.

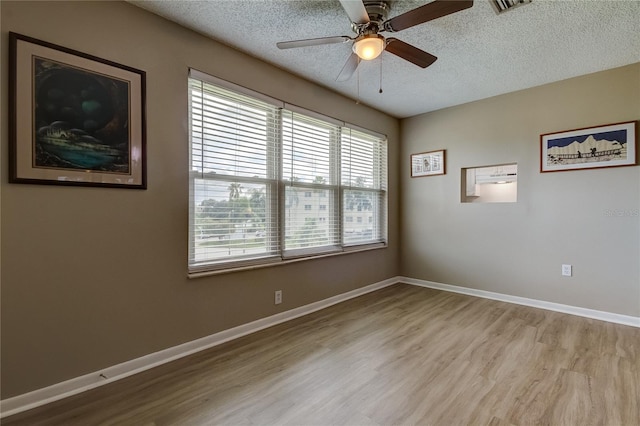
(411, 149), (446, 177)
(9, 32), (146, 188)
(540, 121), (637, 173)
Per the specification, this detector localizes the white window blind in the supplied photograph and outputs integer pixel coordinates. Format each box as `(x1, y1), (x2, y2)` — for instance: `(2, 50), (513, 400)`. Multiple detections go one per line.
(341, 128), (387, 246)
(189, 71), (387, 273)
(189, 78), (280, 270)
(282, 111), (340, 256)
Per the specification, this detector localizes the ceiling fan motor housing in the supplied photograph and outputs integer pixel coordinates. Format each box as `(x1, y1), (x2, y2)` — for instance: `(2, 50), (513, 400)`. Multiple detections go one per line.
(364, 1), (390, 22)
(352, 1), (391, 35)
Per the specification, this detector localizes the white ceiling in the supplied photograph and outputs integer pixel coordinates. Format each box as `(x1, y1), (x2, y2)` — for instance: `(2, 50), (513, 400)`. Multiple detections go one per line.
(130, 0), (640, 118)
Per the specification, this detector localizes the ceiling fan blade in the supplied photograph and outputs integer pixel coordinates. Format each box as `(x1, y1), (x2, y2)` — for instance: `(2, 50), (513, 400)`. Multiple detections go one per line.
(336, 52), (360, 82)
(384, 0), (473, 32)
(385, 38), (437, 68)
(339, 0), (370, 25)
(277, 36), (351, 50)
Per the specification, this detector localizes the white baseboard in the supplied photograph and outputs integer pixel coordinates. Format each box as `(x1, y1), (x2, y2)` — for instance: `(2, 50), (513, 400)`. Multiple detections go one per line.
(3, 275), (638, 418)
(0, 277), (398, 419)
(399, 276), (640, 328)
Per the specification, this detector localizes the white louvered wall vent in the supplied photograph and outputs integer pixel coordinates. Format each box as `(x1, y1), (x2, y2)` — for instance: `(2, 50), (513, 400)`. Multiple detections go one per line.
(491, 0), (532, 14)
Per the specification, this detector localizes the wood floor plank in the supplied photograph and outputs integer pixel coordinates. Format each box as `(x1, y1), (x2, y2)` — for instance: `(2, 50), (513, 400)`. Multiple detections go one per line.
(2, 284), (638, 426)
(541, 368), (602, 426)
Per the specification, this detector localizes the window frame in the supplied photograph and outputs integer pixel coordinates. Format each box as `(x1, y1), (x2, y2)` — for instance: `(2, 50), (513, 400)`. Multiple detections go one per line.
(188, 70), (387, 276)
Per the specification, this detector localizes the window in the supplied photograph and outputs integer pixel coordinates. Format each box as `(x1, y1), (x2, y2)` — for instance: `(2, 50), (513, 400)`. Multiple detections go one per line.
(189, 70), (387, 273)
(342, 128), (387, 246)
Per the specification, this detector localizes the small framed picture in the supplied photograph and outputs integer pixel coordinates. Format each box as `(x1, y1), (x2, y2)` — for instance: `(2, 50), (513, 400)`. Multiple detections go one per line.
(9, 32), (146, 188)
(411, 149), (446, 177)
(541, 121), (637, 173)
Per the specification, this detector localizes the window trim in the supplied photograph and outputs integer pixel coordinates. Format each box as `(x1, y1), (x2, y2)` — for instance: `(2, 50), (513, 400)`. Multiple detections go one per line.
(188, 70), (388, 276)
(189, 243), (388, 278)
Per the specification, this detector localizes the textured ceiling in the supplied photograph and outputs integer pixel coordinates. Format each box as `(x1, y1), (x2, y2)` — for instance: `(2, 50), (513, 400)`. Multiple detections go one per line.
(130, 0), (640, 118)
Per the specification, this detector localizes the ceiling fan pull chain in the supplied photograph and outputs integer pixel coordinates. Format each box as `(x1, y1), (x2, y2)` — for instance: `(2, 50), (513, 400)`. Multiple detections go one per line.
(379, 57), (383, 94)
(356, 64), (361, 105)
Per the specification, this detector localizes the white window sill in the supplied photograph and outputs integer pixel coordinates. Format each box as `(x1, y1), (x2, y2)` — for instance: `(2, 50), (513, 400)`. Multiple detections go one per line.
(187, 243), (387, 278)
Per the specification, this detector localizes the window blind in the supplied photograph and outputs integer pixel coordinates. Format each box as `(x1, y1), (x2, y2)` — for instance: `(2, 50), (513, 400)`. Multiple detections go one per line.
(282, 110), (341, 256)
(188, 70), (387, 273)
(341, 128), (387, 246)
(189, 78), (280, 270)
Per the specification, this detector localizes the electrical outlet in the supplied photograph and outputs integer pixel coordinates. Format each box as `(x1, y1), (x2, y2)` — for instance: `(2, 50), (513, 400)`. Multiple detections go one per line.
(274, 290), (282, 305)
(562, 264), (572, 277)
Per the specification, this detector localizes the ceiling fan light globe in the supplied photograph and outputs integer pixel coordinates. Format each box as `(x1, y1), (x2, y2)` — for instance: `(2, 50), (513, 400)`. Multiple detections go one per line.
(353, 35), (385, 60)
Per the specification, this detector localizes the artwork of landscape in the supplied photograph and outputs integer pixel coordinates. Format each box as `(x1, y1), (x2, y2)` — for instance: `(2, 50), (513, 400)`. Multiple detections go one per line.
(541, 122), (636, 172)
(10, 32), (145, 188)
(33, 57), (130, 173)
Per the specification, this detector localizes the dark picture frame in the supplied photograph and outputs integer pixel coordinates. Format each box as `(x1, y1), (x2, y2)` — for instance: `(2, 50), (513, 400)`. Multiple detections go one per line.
(9, 32), (146, 188)
(411, 149), (446, 177)
(540, 121), (637, 173)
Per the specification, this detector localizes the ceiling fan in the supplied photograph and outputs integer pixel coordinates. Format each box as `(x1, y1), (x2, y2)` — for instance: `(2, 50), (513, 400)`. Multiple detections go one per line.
(277, 0), (474, 81)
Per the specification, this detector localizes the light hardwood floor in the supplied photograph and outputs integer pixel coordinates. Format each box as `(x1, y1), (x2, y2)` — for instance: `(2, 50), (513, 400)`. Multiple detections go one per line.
(3, 284), (639, 425)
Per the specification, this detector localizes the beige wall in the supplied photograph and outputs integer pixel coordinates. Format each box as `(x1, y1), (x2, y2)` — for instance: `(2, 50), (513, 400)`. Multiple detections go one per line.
(0, 1), (400, 398)
(3, 0), (638, 403)
(401, 63), (640, 317)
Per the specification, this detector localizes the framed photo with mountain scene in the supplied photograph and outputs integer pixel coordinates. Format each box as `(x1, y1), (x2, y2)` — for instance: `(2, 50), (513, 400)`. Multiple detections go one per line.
(9, 32), (146, 188)
(540, 121), (637, 173)
(411, 149), (446, 177)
